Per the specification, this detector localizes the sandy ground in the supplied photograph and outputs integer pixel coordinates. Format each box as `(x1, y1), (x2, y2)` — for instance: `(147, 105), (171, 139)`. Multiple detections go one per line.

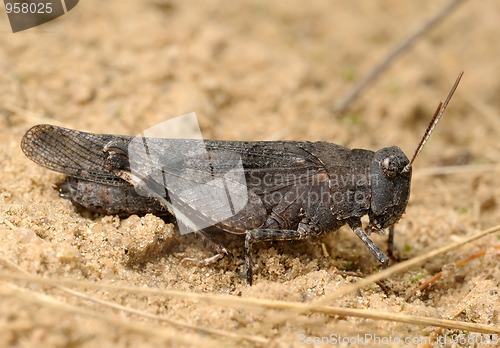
(1, 1), (499, 347)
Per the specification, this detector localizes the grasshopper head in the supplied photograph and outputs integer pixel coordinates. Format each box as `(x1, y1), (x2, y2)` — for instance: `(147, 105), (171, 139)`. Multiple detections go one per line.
(368, 146), (411, 232)
(365, 72), (463, 233)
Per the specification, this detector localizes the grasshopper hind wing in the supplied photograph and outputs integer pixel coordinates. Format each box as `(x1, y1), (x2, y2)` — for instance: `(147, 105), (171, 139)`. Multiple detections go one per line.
(21, 124), (127, 186)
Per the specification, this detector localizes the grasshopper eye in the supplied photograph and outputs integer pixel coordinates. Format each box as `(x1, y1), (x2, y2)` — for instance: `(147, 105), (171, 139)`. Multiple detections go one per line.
(381, 156), (401, 179)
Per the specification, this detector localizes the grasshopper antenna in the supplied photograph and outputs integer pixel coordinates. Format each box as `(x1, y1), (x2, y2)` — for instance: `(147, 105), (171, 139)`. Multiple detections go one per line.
(402, 71), (464, 173)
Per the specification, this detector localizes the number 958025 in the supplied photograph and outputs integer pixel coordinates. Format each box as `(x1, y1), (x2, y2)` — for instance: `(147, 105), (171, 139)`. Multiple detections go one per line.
(5, 1), (53, 14)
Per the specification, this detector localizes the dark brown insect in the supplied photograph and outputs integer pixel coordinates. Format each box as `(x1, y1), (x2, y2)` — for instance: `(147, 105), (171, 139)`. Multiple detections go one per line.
(21, 72), (463, 284)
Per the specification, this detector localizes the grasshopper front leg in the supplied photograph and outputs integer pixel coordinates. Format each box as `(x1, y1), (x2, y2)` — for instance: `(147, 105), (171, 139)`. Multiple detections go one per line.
(348, 218), (389, 267)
